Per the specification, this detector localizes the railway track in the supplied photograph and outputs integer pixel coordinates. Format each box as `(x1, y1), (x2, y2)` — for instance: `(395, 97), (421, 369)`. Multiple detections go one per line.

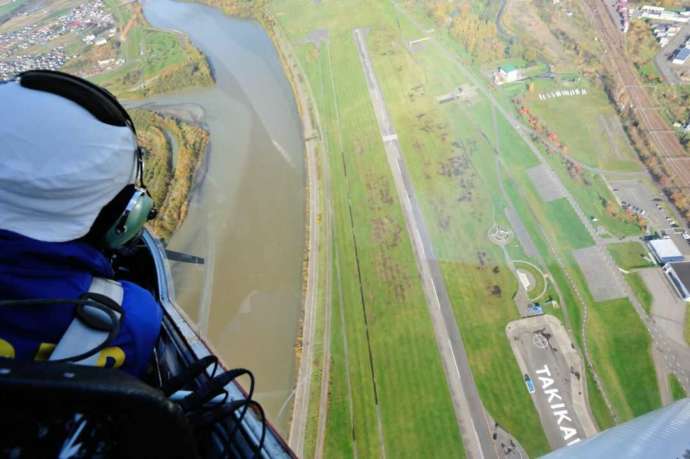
(583, 0), (690, 190)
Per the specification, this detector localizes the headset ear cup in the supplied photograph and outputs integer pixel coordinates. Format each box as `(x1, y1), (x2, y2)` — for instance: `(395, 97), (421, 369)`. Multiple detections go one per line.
(103, 190), (154, 249)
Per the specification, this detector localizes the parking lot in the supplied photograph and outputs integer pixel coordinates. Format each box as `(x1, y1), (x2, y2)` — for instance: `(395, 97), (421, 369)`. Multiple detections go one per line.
(609, 179), (678, 232)
(506, 316), (597, 449)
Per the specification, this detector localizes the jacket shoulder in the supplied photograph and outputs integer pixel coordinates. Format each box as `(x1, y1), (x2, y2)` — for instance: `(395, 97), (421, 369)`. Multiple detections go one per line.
(116, 280), (163, 375)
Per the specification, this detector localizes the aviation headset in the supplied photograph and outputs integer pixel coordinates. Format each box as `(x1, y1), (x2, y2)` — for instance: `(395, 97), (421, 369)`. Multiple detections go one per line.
(17, 70), (157, 250)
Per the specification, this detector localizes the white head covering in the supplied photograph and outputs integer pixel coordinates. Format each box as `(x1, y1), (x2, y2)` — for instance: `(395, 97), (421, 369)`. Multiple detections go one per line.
(0, 80), (137, 242)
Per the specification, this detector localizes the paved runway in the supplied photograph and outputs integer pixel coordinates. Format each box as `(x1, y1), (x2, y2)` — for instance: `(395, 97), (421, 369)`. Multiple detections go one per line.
(353, 28), (496, 459)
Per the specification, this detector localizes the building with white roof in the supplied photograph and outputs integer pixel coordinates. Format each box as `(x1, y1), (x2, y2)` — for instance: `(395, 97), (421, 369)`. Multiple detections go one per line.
(648, 238), (684, 264)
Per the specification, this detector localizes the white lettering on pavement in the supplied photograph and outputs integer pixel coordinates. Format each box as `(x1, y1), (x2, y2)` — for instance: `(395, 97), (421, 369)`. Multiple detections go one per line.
(535, 364), (581, 445)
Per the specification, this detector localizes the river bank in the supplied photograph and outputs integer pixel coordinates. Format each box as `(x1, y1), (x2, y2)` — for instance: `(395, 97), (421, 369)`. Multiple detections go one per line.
(131, 108), (210, 242)
(252, 11), (334, 457)
(140, 0), (307, 434)
(189, 0), (330, 451)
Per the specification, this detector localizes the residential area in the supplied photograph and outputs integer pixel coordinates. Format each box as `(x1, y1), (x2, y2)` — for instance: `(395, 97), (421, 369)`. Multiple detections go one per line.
(0, 0), (116, 79)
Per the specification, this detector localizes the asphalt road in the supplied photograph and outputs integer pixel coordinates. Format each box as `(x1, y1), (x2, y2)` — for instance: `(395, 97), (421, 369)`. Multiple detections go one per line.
(353, 28), (497, 459)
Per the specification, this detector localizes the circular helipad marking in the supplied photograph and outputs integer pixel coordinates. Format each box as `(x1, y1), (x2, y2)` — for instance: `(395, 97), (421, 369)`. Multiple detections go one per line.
(532, 333), (549, 349)
(488, 223), (513, 246)
(513, 260), (548, 302)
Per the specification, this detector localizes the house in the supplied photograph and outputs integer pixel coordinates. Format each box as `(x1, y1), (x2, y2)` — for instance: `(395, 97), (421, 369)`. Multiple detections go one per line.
(663, 261), (690, 301)
(494, 64), (522, 85)
(648, 238), (684, 264)
(673, 48), (690, 65)
(640, 5), (689, 23)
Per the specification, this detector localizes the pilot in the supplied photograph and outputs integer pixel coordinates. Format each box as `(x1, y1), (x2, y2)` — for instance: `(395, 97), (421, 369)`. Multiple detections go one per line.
(0, 71), (162, 376)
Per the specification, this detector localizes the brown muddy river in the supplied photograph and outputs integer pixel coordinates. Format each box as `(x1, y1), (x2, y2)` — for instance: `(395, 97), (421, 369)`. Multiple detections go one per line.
(140, 0), (305, 434)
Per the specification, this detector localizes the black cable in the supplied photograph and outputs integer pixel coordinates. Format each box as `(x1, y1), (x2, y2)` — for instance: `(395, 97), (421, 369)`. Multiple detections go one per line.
(180, 368), (254, 413)
(179, 367), (258, 457)
(203, 399), (267, 459)
(0, 298), (119, 363)
(160, 354), (218, 396)
(224, 400), (266, 459)
(226, 371), (255, 441)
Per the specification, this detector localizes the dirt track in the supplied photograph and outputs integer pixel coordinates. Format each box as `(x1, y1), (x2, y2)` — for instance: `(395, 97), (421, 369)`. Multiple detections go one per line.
(275, 20), (329, 456)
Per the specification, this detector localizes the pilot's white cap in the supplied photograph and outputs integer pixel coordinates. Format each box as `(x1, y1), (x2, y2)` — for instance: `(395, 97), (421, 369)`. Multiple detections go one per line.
(0, 79), (137, 242)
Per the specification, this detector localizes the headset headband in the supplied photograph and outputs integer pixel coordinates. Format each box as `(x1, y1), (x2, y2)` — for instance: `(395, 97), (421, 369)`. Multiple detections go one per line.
(15, 70), (156, 249)
(18, 70), (145, 187)
(18, 70), (135, 131)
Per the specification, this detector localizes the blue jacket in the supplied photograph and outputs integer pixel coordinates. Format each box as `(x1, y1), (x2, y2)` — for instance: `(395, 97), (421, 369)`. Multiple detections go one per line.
(0, 230), (162, 376)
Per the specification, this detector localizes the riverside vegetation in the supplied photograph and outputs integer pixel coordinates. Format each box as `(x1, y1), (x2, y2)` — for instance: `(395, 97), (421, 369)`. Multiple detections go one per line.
(130, 109), (209, 242)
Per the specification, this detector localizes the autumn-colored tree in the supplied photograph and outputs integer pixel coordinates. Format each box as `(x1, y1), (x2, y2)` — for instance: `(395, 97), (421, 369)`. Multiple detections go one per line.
(605, 200), (618, 217)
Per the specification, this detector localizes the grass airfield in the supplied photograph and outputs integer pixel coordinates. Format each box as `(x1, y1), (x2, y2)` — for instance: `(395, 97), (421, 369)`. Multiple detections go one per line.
(270, 0), (662, 456)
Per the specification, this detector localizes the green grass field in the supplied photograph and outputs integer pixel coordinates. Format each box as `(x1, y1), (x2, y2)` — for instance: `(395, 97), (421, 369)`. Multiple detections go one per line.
(543, 153), (641, 238)
(625, 272), (653, 315)
(523, 79), (641, 173)
(586, 365), (615, 430)
(270, 0), (658, 453)
(608, 242), (655, 270)
(669, 374), (688, 401)
(273, 2), (467, 456)
(544, 198), (595, 249)
(587, 298), (661, 421)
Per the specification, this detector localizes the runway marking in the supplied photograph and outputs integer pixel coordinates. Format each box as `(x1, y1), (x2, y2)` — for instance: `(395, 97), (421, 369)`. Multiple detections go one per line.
(533, 333), (549, 350)
(382, 134), (398, 142)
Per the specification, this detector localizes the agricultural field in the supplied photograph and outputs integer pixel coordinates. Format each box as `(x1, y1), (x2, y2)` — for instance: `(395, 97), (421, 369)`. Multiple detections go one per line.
(608, 242), (655, 271)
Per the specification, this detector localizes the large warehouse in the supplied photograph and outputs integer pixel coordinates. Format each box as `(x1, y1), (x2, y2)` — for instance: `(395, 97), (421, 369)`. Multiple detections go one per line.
(648, 238), (684, 264)
(663, 261), (690, 301)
